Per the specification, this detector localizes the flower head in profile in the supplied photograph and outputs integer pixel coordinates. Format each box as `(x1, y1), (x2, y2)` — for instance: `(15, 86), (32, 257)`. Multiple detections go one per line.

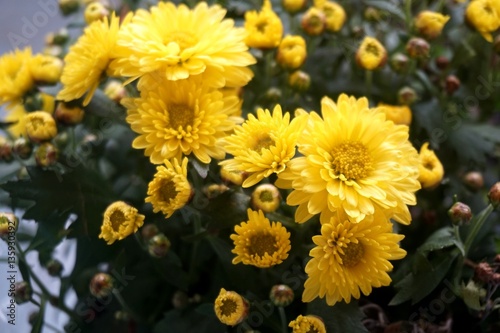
(124, 77), (242, 164)
(276, 35), (307, 69)
(145, 157), (192, 218)
(244, 0), (284, 49)
(24, 111), (57, 143)
(415, 11), (450, 39)
(465, 0), (500, 42)
(99, 201), (145, 245)
(356, 36), (387, 70)
(57, 12), (127, 106)
(5, 93), (55, 138)
(276, 94), (420, 225)
(220, 104), (305, 187)
(214, 288), (249, 326)
(417, 142), (444, 189)
(111, 2), (255, 88)
(0, 47), (34, 107)
(289, 315), (326, 333)
(302, 210), (406, 306)
(28, 54), (64, 85)
(315, 0), (346, 33)
(376, 103), (412, 126)
(231, 209), (291, 268)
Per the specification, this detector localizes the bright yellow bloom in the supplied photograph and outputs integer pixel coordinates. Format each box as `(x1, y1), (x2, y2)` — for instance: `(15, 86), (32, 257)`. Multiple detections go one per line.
(24, 111), (57, 143)
(418, 142), (444, 189)
(111, 2), (255, 88)
(289, 315), (326, 333)
(220, 104), (306, 188)
(465, 0), (500, 42)
(316, 1), (347, 33)
(28, 54), (64, 85)
(355, 36), (387, 70)
(214, 288), (249, 326)
(276, 35), (307, 69)
(124, 77), (242, 164)
(145, 158), (192, 218)
(244, 0), (284, 49)
(0, 48), (34, 107)
(57, 12), (126, 106)
(302, 210), (406, 306)
(276, 94), (420, 225)
(231, 209), (291, 268)
(415, 11), (450, 39)
(376, 103), (412, 126)
(99, 201), (145, 245)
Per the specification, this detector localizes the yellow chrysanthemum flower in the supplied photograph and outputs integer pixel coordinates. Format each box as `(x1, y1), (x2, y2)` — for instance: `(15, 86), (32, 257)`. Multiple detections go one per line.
(282, 0), (307, 14)
(145, 158), (192, 218)
(418, 142), (444, 189)
(355, 36), (387, 70)
(0, 47), (34, 107)
(376, 103), (412, 126)
(276, 35), (307, 69)
(110, 2), (255, 87)
(123, 77), (242, 164)
(230, 209), (291, 268)
(316, 1), (347, 33)
(5, 94), (55, 138)
(220, 104), (306, 188)
(214, 288), (249, 326)
(28, 54), (64, 85)
(24, 111), (57, 143)
(302, 210), (406, 306)
(415, 11), (450, 39)
(276, 94), (420, 225)
(57, 12), (127, 106)
(99, 201), (145, 245)
(289, 315), (326, 333)
(465, 0), (500, 42)
(244, 0), (284, 49)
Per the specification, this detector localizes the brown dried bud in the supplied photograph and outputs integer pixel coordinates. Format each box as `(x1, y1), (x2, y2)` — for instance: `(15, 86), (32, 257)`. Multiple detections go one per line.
(204, 184), (229, 199)
(488, 182), (500, 208)
(0, 137), (13, 162)
(435, 56), (449, 70)
(390, 53), (410, 73)
(148, 233), (171, 258)
(445, 75), (461, 95)
(89, 273), (114, 298)
(474, 262), (494, 284)
(15, 281), (32, 304)
(269, 284), (294, 307)
(398, 87), (418, 105)
(141, 224), (159, 243)
(448, 202), (472, 225)
(35, 143), (59, 167)
(406, 37), (430, 59)
(12, 137), (32, 159)
(288, 70), (311, 91)
(54, 102), (85, 125)
(463, 171), (484, 191)
(301, 7), (326, 36)
(172, 290), (190, 309)
(46, 259), (63, 277)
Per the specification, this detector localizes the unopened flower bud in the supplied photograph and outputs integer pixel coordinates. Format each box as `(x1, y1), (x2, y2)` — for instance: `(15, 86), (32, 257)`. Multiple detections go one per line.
(85, 2), (110, 24)
(364, 7), (381, 22)
(398, 86), (418, 105)
(282, 0), (306, 14)
(463, 171), (484, 191)
(414, 11), (450, 39)
(172, 290), (190, 309)
(114, 310), (131, 321)
(435, 56), (449, 70)
(12, 137), (32, 159)
(488, 182), (500, 208)
(220, 165), (246, 186)
(54, 102), (85, 125)
(406, 37), (430, 59)
(141, 224), (159, 242)
(35, 143), (59, 167)
(288, 70), (311, 91)
(390, 53), (410, 73)
(42, 45), (63, 58)
(320, 1), (347, 33)
(25, 111), (57, 143)
(148, 234), (171, 258)
(276, 35), (307, 69)
(52, 28), (70, 46)
(0, 137), (13, 162)
(204, 184), (229, 199)
(29, 55), (63, 85)
(264, 87), (282, 103)
(448, 202), (472, 225)
(251, 184), (281, 213)
(269, 284), (294, 307)
(59, 0), (80, 15)
(46, 259), (63, 277)
(301, 8), (326, 36)
(15, 281), (32, 304)
(214, 288), (249, 326)
(474, 262), (494, 284)
(89, 272), (114, 298)
(0, 213), (18, 241)
(356, 36), (387, 70)
(445, 75), (461, 95)
(104, 80), (127, 103)
(28, 311), (39, 325)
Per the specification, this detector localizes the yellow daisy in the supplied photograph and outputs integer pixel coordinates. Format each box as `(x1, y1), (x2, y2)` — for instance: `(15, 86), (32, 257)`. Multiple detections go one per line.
(99, 201), (145, 245)
(417, 142), (444, 189)
(231, 209), (291, 268)
(244, 0), (284, 49)
(110, 2), (255, 88)
(0, 47), (34, 107)
(276, 94), (420, 224)
(276, 35), (307, 69)
(302, 210), (406, 306)
(465, 0), (500, 42)
(57, 12), (127, 106)
(355, 36), (387, 70)
(220, 104), (306, 188)
(289, 315), (326, 333)
(214, 288), (249, 326)
(145, 157), (192, 218)
(123, 77), (242, 164)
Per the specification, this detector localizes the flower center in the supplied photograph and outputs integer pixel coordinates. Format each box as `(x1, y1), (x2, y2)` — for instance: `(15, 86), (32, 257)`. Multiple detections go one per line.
(109, 210), (126, 231)
(159, 179), (178, 203)
(248, 233), (277, 257)
(166, 31), (198, 50)
(220, 298), (237, 317)
(168, 103), (194, 131)
(339, 242), (365, 268)
(365, 43), (380, 56)
(251, 134), (275, 152)
(331, 141), (372, 180)
(31, 117), (45, 130)
(259, 190), (274, 202)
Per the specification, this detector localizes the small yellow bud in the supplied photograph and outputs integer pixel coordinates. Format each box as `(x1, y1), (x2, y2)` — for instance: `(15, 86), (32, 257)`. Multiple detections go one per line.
(415, 11), (450, 39)
(356, 36), (387, 70)
(282, 0), (307, 14)
(84, 2), (110, 24)
(148, 234), (171, 258)
(220, 165), (246, 186)
(276, 35), (307, 69)
(24, 111), (57, 143)
(0, 212), (18, 241)
(251, 184), (281, 213)
(289, 315), (326, 333)
(317, 1), (346, 33)
(288, 70), (311, 91)
(104, 80), (127, 103)
(35, 142), (59, 167)
(418, 142), (444, 189)
(301, 7), (326, 36)
(58, 0), (80, 16)
(29, 54), (63, 85)
(54, 102), (85, 125)
(244, 0), (284, 49)
(376, 103), (412, 126)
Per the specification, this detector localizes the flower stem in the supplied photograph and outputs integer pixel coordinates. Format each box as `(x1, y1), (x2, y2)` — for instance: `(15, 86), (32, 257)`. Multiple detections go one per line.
(404, 0), (413, 32)
(464, 204), (494, 256)
(278, 306), (287, 333)
(112, 288), (140, 322)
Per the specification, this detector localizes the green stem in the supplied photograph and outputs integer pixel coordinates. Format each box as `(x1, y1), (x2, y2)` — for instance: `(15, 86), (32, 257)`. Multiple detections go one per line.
(404, 0), (413, 32)
(188, 216), (202, 284)
(365, 70), (373, 99)
(112, 288), (140, 322)
(464, 204), (494, 256)
(278, 306), (287, 333)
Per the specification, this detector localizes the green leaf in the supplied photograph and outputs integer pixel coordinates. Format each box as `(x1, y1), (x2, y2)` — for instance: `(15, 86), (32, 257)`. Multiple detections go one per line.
(448, 124), (497, 164)
(30, 297), (46, 333)
(417, 227), (456, 255)
(307, 298), (368, 333)
(153, 307), (225, 333)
